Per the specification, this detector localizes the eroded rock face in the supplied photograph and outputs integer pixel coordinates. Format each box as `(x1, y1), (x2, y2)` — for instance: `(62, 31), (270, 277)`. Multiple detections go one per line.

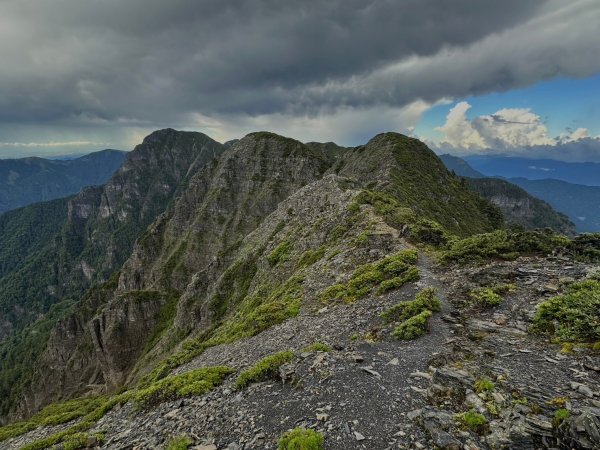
(10, 130), (226, 420)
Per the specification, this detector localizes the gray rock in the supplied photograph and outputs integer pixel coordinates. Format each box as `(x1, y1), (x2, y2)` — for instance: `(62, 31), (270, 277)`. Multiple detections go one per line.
(559, 408), (600, 449)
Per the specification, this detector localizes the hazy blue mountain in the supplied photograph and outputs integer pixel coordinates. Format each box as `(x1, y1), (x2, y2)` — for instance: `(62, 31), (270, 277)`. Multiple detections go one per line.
(463, 155), (600, 186)
(440, 153), (600, 232)
(0, 149), (126, 214)
(439, 154), (485, 178)
(509, 178), (600, 233)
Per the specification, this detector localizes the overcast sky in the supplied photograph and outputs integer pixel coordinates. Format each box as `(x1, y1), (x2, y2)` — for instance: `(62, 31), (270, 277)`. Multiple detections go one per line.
(0, 0), (599, 160)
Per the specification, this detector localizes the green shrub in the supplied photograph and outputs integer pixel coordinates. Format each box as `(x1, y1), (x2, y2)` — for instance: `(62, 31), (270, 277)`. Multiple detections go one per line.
(474, 378), (495, 394)
(376, 267), (420, 294)
(297, 246), (326, 268)
(166, 435), (193, 450)
(569, 233), (600, 262)
(410, 219), (450, 245)
(135, 366), (233, 408)
(0, 395), (107, 442)
(491, 283), (516, 295)
(532, 280), (600, 342)
(553, 409), (570, 428)
(278, 427), (324, 450)
(455, 410), (487, 433)
(268, 239), (292, 266)
(393, 310), (432, 340)
(442, 229), (569, 263)
(301, 342), (331, 353)
(319, 284), (347, 303)
(236, 350), (294, 389)
(469, 288), (502, 307)
(319, 250), (419, 303)
(381, 288), (440, 323)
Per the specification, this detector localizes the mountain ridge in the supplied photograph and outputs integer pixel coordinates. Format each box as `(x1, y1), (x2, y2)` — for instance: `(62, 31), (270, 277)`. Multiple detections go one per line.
(0, 149), (126, 215)
(1, 130), (598, 450)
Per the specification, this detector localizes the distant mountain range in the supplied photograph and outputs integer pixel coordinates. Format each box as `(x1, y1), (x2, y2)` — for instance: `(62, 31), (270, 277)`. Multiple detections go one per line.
(0, 149), (126, 214)
(441, 154), (600, 232)
(462, 155), (600, 186)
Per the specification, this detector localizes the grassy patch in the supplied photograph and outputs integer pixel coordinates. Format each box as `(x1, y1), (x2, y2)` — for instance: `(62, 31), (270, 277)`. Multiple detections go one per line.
(301, 342), (331, 353)
(166, 435), (193, 450)
(267, 238), (292, 266)
(236, 350), (294, 389)
(455, 410), (487, 434)
(474, 378), (495, 394)
(381, 288), (440, 323)
(442, 229), (569, 263)
(20, 391), (132, 450)
(297, 246), (326, 268)
(61, 432), (105, 450)
(532, 280), (600, 342)
(319, 249), (419, 303)
(393, 309), (432, 340)
(278, 427), (324, 450)
(0, 395), (107, 442)
(135, 366), (232, 408)
(469, 288), (502, 307)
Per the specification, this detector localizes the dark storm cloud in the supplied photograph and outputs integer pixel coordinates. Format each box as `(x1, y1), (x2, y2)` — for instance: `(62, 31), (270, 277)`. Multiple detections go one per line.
(0, 0), (549, 125)
(1, 0), (599, 153)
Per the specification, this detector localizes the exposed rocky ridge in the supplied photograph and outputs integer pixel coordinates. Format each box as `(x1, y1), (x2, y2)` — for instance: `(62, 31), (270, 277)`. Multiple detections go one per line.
(3, 130), (597, 450)
(5, 253), (598, 450)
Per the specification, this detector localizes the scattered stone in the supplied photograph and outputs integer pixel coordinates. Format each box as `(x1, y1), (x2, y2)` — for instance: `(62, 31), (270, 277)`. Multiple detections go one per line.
(571, 382), (595, 398)
(353, 431), (366, 441)
(360, 366), (382, 379)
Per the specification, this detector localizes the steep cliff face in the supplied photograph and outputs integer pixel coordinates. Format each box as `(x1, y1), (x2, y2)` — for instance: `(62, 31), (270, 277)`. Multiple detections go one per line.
(19, 133), (334, 415)
(119, 132), (331, 293)
(0, 129), (225, 421)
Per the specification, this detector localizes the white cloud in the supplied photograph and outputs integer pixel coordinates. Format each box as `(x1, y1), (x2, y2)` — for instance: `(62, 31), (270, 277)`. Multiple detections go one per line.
(559, 127), (591, 143)
(473, 108), (554, 148)
(434, 102), (486, 149)
(434, 102), (594, 151)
